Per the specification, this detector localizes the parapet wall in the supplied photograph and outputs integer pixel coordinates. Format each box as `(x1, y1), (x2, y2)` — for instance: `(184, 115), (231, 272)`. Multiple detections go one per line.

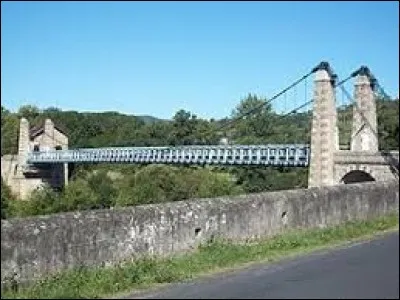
(1, 181), (399, 285)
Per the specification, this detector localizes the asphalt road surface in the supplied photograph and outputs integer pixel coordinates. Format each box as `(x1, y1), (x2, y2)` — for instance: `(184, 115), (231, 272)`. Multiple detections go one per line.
(126, 231), (399, 299)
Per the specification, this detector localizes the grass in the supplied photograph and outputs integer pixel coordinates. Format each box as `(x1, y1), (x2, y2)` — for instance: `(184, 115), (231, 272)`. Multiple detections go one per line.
(2, 212), (399, 299)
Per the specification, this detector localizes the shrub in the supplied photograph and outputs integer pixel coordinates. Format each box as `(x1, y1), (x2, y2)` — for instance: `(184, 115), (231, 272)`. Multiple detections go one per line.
(9, 185), (60, 217)
(59, 178), (99, 212)
(1, 178), (14, 219)
(86, 170), (117, 208)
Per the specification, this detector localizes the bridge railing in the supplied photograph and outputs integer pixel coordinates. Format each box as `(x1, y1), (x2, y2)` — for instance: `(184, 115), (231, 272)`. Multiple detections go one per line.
(26, 144), (310, 166)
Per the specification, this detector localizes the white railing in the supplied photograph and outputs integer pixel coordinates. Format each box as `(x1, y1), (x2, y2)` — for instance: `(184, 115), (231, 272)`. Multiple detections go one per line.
(26, 144), (310, 166)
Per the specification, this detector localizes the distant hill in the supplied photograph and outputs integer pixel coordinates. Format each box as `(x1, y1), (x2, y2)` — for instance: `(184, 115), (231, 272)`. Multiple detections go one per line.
(136, 115), (170, 124)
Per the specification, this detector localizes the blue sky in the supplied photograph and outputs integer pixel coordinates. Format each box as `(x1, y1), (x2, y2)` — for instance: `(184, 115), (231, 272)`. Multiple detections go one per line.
(1, 1), (399, 119)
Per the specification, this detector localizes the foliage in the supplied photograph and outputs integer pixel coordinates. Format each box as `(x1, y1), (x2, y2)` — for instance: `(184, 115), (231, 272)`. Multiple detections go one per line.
(116, 164), (184, 206)
(114, 165), (243, 207)
(231, 166), (308, 193)
(1, 95), (398, 218)
(230, 94), (275, 143)
(1, 106), (19, 155)
(377, 98), (399, 150)
(189, 168), (243, 198)
(9, 185), (60, 217)
(17, 105), (40, 120)
(1, 178), (14, 219)
(86, 171), (117, 209)
(59, 178), (100, 212)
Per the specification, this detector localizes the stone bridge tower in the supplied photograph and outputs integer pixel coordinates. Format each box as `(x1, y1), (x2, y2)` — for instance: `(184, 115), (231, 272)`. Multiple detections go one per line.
(308, 62), (339, 187)
(0, 118), (69, 199)
(351, 66), (379, 152)
(308, 63), (398, 187)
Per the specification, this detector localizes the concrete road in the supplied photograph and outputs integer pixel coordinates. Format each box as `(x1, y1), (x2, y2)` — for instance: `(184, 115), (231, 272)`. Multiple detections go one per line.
(125, 231), (399, 299)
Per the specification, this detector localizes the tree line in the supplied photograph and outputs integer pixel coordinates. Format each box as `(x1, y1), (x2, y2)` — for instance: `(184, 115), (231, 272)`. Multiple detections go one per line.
(1, 94), (398, 219)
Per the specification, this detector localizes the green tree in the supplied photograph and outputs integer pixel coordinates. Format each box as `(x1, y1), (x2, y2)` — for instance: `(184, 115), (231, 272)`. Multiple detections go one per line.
(2, 94), (398, 219)
(169, 109), (198, 145)
(1, 106), (19, 155)
(17, 105), (40, 121)
(230, 94), (276, 143)
(377, 98), (399, 150)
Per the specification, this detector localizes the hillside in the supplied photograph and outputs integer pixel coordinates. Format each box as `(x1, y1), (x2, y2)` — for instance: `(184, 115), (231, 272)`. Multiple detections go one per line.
(137, 115), (169, 124)
(2, 97), (398, 154)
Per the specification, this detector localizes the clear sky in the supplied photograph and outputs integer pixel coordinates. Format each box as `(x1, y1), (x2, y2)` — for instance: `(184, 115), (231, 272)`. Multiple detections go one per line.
(1, 1), (399, 120)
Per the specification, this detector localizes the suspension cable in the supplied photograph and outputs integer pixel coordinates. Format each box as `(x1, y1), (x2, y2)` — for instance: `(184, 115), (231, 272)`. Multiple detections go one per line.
(334, 74), (354, 88)
(210, 68), (317, 135)
(49, 63), (328, 154)
(162, 64), (322, 148)
(280, 99), (314, 118)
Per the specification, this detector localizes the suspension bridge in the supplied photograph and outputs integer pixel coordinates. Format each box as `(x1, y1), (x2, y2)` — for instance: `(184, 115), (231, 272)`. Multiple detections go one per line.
(1, 61), (399, 199)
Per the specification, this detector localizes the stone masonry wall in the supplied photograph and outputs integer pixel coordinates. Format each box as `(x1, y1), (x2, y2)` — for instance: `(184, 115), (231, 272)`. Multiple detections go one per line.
(308, 67), (339, 187)
(1, 155), (18, 193)
(334, 151), (400, 183)
(351, 73), (379, 152)
(1, 181), (399, 285)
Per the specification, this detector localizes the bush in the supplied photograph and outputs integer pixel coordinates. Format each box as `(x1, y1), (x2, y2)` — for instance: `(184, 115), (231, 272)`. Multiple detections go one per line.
(198, 171), (243, 198)
(1, 178), (14, 219)
(115, 164), (184, 206)
(86, 171), (117, 209)
(9, 185), (60, 217)
(59, 178), (99, 212)
(231, 167), (308, 193)
(114, 165), (244, 207)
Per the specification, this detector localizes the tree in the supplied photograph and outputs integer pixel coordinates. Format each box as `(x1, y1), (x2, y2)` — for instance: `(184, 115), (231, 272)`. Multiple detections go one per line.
(43, 107), (62, 114)
(1, 108), (19, 155)
(17, 105), (40, 121)
(1, 93), (397, 218)
(169, 109), (198, 145)
(377, 98), (399, 150)
(230, 94), (277, 143)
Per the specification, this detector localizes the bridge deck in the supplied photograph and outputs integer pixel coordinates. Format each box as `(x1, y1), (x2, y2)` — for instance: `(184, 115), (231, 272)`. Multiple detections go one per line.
(26, 144), (310, 166)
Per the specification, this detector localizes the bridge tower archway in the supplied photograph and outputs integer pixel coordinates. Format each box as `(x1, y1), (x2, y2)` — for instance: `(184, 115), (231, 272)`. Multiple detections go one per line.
(340, 170), (375, 184)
